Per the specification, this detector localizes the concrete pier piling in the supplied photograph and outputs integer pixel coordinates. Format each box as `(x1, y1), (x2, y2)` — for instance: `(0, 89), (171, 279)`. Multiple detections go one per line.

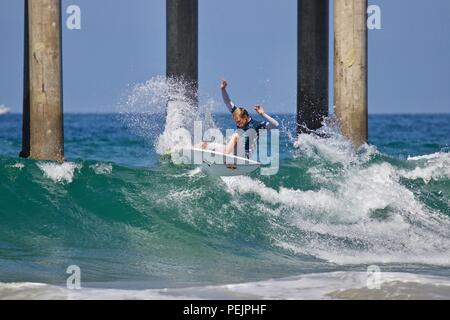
(297, 0), (329, 133)
(21, 0), (64, 162)
(334, 0), (368, 146)
(166, 0), (198, 104)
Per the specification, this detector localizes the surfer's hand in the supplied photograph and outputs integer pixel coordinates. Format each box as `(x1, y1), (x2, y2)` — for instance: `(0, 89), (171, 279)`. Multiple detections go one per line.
(254, 105), (265, 115)
(221, 80), (228, 90)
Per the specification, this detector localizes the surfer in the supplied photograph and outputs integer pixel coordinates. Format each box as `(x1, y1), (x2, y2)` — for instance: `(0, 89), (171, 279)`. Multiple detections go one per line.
(200, 80), (279, 159)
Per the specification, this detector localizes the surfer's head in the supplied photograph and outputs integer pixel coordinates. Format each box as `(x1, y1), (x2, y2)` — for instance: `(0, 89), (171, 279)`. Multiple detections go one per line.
(233, 108), (250, 128)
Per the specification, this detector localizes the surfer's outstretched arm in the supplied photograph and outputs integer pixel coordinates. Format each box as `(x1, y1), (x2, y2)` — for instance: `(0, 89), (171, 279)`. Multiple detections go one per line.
(255, 105), (279, 129)
(221, 80), (236, 113)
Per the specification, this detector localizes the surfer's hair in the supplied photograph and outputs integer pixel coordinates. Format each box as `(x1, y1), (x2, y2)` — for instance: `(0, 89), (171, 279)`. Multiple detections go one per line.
(233, 107), (249, 119)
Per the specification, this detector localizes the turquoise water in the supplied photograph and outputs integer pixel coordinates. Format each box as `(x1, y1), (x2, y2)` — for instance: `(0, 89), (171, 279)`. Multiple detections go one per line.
(0, 113), (449, 299)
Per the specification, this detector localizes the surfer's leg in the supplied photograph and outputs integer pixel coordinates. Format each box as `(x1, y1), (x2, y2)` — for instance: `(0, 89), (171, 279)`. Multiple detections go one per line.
(224, 133), (240, 155)
(194, 142), (228, 153)
(206, 143), (227, 153)
(193, 142), (209, 149)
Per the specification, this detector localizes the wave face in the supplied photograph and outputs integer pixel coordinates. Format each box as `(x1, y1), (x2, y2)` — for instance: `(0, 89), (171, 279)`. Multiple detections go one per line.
(0, 78), (449, 297)
(0, 135), (449, 287)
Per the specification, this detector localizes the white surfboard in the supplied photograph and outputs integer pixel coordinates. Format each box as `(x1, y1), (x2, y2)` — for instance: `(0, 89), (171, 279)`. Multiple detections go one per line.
(171, 147), (261, 176)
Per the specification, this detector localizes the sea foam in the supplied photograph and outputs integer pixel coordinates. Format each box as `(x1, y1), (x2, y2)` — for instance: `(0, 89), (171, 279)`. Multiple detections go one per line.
(37, 162), (81, 184)
(118, 76), (217, 155)
(1, 272), (449, 300)
(220, 125), (450, 266)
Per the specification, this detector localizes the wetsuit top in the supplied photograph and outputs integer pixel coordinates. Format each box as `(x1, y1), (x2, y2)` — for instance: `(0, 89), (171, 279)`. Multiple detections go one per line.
(222, 87), (279, 158)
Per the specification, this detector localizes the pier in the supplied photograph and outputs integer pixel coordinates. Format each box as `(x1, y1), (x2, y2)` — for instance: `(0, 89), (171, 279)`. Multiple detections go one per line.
(19, 0), (369, 160)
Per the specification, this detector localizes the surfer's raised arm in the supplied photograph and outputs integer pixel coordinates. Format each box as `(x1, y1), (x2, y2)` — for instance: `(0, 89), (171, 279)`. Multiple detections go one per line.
(221, 80), (236, 113)
(255, 105), (279, 129)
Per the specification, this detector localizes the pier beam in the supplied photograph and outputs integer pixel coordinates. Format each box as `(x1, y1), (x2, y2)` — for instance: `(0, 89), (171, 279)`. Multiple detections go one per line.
(21, 0), (64, 162)
(334, 0), (368, 146)
(297, 0), (329, 133)
(166, 0), (198, 104)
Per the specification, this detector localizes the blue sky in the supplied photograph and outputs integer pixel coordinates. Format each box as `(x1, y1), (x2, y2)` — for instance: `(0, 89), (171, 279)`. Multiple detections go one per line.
(0, 0), (449, 114)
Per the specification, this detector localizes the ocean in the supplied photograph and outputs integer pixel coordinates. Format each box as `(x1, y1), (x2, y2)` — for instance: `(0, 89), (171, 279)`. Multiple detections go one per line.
(0, 110), (449, 299)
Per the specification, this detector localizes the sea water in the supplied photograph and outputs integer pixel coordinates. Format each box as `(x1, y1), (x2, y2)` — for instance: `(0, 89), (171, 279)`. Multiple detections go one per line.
(0, 80), (449, 300)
